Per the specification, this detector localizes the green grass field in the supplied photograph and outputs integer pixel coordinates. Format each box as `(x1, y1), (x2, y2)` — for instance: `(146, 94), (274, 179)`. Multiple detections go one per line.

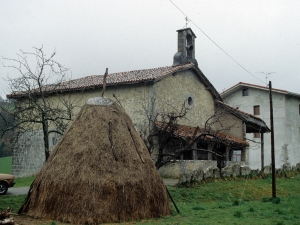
(0, 156), (35, 187)
(0, 156), (12, 174)
(14, 176), (35, 187)
(1, 173), (300, 225)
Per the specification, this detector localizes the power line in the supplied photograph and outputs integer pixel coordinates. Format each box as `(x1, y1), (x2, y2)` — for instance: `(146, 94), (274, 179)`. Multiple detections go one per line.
(169, 0), (265, 85)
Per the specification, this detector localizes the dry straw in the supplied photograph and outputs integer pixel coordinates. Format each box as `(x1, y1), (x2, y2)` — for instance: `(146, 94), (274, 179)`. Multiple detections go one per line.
(19, 98), (171, 224)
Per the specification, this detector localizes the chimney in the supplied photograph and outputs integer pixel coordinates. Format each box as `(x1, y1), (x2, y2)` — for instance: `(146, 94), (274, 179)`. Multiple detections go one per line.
(172, 28), (197, 66)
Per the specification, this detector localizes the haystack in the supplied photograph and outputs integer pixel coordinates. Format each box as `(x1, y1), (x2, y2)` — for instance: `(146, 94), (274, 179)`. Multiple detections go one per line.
(19, 97), (171, 224)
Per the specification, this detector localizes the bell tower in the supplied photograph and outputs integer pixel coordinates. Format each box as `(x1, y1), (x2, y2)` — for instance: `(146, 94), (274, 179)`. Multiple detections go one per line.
(172, 28), (197, 66)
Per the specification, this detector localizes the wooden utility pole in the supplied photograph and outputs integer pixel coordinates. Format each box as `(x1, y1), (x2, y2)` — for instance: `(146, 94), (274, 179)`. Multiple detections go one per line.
(261, 132), (264, 171)
(269, 81), (276, 197)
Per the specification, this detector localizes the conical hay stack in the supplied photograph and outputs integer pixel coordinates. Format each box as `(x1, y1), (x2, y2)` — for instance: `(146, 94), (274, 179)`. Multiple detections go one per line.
(21, 97), (171, 224)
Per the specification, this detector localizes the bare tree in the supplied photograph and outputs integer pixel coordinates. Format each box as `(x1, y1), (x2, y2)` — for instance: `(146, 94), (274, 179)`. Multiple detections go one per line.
(140, 99), (244, 170)
(0, 47), (81, 161)
(0, 99), (14, 157)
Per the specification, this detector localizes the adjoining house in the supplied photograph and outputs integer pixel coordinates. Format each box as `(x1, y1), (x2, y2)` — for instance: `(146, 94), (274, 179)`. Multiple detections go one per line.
(221, 82), (300, 170)
(10, 29), (268, 177)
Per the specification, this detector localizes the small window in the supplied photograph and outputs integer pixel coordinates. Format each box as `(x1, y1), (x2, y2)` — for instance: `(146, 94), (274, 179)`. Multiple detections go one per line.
(188, 97), (193, 106)
(52, 137), (58, 146)
(299, 105), (300, 115)
(185, 95), (194, 109)
(242, 88), (248, 96)
(254, 133), (260, 138)
(254, 105), (260, 115)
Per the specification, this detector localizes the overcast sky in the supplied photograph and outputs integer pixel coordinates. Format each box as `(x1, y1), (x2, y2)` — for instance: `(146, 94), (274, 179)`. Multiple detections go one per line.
(1, 0), (299, 98)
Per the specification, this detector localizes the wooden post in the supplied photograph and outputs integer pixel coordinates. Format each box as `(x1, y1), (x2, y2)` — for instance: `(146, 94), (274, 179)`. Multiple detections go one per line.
(261, 132), (264, 171)
(192, 142), (197, 160)
(208, 143), (212, 160)
(269, 81), (276, 197)
(225, 146), (230, 166)
(101, 68), (108, 97)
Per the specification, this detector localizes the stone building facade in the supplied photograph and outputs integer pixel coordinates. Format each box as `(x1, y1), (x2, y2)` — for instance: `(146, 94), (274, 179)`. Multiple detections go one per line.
(11, 29), (267, 177)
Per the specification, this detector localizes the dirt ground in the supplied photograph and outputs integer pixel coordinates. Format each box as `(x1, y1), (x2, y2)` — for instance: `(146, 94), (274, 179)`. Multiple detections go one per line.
(13, 214), (148, 225)
(14, 215), (56, 225)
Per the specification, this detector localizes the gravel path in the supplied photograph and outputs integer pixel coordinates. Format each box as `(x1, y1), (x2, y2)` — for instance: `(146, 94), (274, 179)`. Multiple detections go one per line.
(5, 179), (178, 196)
(6, 187), (30, 196)
(163, 178), (178, 186)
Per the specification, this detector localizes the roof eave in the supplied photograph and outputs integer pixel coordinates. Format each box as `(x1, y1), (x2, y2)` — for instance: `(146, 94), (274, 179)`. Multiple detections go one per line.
(220, 82), (300, 98)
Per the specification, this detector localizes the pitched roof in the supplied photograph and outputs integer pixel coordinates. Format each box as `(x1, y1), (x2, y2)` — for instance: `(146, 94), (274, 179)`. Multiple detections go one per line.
(215, 100), (270, 133)
(61, 63), (196, 91)
(155, 121), (249, 147)
(7, 63), (222, 100)
(220, 82), (300, 98)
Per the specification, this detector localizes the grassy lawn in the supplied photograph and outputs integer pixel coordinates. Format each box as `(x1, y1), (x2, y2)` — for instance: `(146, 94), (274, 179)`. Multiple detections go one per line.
(14, 176), (35, 187)
(0, 156), (12, 174)
(0, 156), (35, 187)
(1, 173), (300, 224)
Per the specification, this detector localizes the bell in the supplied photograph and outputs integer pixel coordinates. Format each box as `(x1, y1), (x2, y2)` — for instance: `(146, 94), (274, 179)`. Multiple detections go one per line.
(186, 45), (193, 51)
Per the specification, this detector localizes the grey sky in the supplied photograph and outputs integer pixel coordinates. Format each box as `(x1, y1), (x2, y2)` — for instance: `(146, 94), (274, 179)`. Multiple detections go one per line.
(1, 0), (299, 98)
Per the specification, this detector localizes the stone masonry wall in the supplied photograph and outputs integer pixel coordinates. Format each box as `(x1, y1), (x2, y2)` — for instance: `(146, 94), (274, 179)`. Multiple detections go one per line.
(176, 162), (300, 185)
(12, 130), (45, 177)
(159, 160), (217, 178)
(12, 130), (61, 177)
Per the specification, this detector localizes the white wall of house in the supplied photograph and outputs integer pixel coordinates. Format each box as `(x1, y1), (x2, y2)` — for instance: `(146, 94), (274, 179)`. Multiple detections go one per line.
(284, 95), (300, 166)
(223, 87), (300, 169)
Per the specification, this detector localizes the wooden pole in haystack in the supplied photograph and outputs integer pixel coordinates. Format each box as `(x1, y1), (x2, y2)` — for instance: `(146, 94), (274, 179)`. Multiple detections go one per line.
(102, 68), (108, 97)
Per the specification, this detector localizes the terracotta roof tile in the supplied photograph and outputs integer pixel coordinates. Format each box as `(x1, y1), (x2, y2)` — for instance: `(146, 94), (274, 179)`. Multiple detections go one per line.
(67, 63), (195, 89)
(155, 121), (249, 147)
(216, 100), (264, 123)
(220, 82), (288, 95)
(7, 63), (196, 98)
(215, 100), (270, 132)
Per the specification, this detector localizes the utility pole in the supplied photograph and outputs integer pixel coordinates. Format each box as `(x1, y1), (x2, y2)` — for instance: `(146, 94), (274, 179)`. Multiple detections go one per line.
(261, 132), (264, 171)
(269, 81), (276, 197)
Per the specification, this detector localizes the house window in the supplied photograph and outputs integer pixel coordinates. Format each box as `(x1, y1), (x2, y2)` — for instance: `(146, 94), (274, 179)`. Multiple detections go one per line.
(254, 105), (260, 115)
(254, 133), (260, 138)
(232, 150), (242, 162)
(242, 88), (248, 96)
